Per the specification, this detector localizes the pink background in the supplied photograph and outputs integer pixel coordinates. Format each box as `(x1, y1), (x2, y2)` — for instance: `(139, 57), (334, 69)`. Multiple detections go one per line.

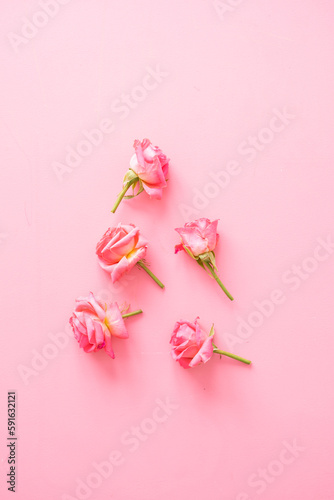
(1, 1), (334, 499)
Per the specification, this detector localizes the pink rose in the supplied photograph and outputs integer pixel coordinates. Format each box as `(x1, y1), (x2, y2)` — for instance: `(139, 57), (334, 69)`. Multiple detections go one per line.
(129, 138), (169, 199)
(175, 218), (219, 257)
(96, 223), (147, 283)
(175, 218), (233, 301)
(69, 292), (128, 358)
(111, 138), (169, 212)
(170, 318), (214, 369)
(170, 318), (252, 368)
(96, 223), (164, 288)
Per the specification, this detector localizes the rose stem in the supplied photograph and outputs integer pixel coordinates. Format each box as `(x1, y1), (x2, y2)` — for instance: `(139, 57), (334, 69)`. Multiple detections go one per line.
(111, 177), (138, 213)
(137, 261), (165, 289)
(213, 349), (251, 365)
(122, 309), (143, 318)
(204, 262), (234, 301)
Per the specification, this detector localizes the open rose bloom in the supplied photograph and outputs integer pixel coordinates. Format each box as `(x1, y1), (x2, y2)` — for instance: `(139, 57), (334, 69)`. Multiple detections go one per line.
(170, 318), (214, 369)
(175, 218), (234, 301)
(111, 139), (169, 212)
(69, 292), (128, 358)
(170, 318), (251, 369)
(96, 223), (147, 283)
(96, 223), (164, 288)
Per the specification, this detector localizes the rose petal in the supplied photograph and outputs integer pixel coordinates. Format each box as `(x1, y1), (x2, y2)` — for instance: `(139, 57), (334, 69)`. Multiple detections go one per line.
(106, 303), (128, 339)
(189, 336), (214, 367)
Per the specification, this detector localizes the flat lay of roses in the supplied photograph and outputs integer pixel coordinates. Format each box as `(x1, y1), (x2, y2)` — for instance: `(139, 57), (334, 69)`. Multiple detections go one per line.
(69, 138), (252, 370)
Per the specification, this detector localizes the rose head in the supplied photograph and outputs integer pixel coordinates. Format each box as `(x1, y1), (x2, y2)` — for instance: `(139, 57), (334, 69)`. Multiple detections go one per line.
(129, 138), (169, 199)
(170, 318), (214, 369)
(170, 318), (251, 368)
(69, 292), (128, 358)
(111, 138), (170, 212)
(96, 223), (147, 283)
(173, 217), (235, 299)
(175, 218), (219, 257)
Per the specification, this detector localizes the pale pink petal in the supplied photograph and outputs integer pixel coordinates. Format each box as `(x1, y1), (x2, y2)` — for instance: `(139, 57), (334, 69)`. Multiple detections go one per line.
(161, 161), (169, 179)
(140, 138), (153, 156)
(175, 227), (209, 256)
(103, 332), (115, 359)
(142, 183), (163, 200)
(136, 233), (148, 250)
(71, 314), (87, 335)
(204, 219), (219, 251)
(96, 258), (117, 274)
(189, 336), (214, 367)
(106, 303), (128, 339)
(133, 141), (146, 168)
(75, 292), (106, 321)
(194, 318), (206, 345)
(93, 320), (106, 346)
(172, 319), (197, 336)
(129, 153), (140, 171)
(109, 244), (147, 283)
(136, 158), (167, 189)
(96, 227), (120, 255)
(195, 218), (211, 231)
(126, 244), (147, 267)
(85, 316), (97, 344)
(100, 225), (139, 262)
(175, 344), (199, 360)
(110, 257), (132, 283)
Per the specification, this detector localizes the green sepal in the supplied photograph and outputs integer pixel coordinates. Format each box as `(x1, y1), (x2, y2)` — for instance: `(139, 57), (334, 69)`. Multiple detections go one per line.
(198, 251), (217, 270)
(124, 179), (144, 199)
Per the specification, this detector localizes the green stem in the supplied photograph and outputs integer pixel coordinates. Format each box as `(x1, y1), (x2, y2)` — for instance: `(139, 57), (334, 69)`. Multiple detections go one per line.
(213, 349), (251, 365)
(137, 261), (164, 289)
(204, 262), (234, 301)
(122, 309), (143, 318)
(111, 177), (138, 213)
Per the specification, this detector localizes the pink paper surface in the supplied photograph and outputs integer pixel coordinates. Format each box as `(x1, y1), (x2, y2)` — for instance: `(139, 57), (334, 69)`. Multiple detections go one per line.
(1, 1), (334, 499)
